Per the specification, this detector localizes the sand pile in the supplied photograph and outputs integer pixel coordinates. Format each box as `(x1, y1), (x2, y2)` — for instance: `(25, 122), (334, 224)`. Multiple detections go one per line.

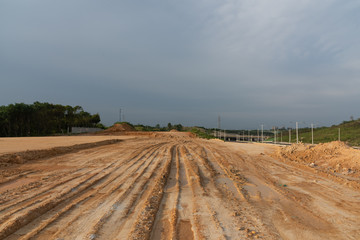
(276, 141), (360, 176)
(102, 123), (135, 134)
(152, 132), (196, 139)
(0, 140), (121, 168)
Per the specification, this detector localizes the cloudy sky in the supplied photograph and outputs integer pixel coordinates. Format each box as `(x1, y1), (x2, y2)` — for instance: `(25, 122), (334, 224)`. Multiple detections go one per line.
(1, 0), (360, 129)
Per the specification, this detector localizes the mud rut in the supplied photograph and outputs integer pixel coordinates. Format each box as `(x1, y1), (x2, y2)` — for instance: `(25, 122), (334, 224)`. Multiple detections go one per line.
(1, 136), (360, 240)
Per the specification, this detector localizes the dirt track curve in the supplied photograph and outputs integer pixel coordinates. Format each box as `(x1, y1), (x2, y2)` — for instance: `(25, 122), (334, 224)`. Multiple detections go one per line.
(1, 133), (359, 239)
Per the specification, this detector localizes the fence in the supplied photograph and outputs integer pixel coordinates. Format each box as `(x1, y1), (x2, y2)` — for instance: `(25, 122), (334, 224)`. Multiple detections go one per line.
(71, 127), (103, 134)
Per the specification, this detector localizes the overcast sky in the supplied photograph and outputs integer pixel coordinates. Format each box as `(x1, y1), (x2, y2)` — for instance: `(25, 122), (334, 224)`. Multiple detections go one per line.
(1, 0), (360, 129)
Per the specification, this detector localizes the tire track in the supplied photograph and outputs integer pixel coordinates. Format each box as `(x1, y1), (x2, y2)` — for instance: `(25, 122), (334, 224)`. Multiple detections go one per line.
(180, 145), (227, 240)
(24, 144), (165, 240)
(42, 143), (167, 239)
(85, 144), (170, 239)
(0, 144), (136, 211)
(2, 141), (167, 239)
(147, 145), (180, 240)
(129, 145), (174, 240)
(2, 135), (359, 240)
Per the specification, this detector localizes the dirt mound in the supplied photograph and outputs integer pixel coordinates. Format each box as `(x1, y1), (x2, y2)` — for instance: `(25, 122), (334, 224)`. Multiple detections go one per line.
(170, 129), (179, 132)
(102, 123), (135, 134)
(276, 141), (360, 177)
(0, 140), (121, 169)
(151, 132), (196, 139)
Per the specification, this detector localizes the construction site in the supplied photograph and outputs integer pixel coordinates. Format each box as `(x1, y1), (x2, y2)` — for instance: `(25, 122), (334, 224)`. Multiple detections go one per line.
(0, 124), (359, 239)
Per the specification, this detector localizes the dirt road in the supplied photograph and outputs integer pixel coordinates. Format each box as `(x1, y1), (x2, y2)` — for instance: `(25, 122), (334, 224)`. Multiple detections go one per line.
(0, 133), (359, 239)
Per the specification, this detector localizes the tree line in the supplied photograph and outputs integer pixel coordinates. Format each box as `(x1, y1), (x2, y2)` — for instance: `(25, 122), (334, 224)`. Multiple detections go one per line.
(134, 123), (183, 132)
(0, 102), (102, 137)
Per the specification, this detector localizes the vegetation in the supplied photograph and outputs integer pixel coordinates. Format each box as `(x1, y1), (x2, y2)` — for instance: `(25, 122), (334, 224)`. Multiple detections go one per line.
(134, 123), (183, 132)
(277, 119), (360, 146)
(0, 102), (102, 137)
(224, 129), (273, 136)
(188, 127), (215, 139)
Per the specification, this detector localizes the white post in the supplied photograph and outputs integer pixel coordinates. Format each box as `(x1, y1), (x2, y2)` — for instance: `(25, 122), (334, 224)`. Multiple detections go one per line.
(274, 127), (276, 144)
(296, 122), (299, 144)
(289, 128), (291, 143)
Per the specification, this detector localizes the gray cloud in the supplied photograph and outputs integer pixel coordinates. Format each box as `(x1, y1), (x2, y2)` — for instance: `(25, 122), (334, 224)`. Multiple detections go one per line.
(1, 0), (360, 129)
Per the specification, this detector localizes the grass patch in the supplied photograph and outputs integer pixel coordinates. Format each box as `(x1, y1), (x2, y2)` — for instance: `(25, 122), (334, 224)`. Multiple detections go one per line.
(278, 120), (360, 146)
(189, 127), (215, 139)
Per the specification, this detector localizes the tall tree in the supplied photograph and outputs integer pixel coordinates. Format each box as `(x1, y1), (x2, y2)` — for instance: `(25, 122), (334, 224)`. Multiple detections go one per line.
(0, 102), (102, 137)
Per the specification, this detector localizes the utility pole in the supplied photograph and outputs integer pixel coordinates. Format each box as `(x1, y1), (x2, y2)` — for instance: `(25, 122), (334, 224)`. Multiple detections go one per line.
(311, 123), (314, 144)
(296, 122), (299, 144)
(261, 124), (264, 143)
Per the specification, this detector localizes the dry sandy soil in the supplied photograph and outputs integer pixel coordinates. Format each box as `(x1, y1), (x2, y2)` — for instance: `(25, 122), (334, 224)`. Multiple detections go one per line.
(0, 136), (134, 155)
(0, 133), (359, 239)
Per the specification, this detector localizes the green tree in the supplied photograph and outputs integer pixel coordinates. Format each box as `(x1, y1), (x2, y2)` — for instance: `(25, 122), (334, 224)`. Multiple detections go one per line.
(174, 124), (183, 131)
(0, 102), (103, 137)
